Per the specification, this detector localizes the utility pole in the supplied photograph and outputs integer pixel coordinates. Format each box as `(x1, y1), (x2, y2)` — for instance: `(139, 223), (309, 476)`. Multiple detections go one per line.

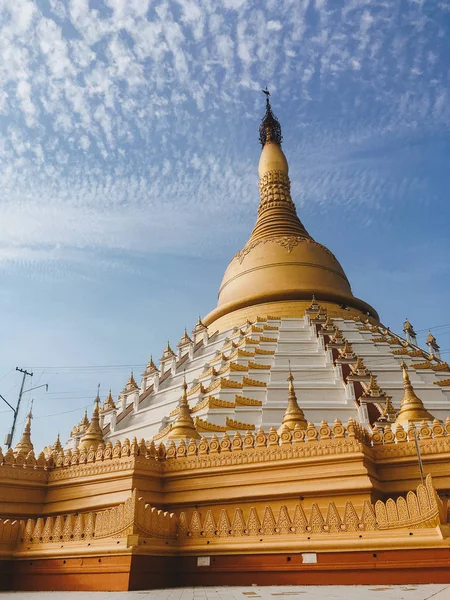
(7, 368), (33, 449)
(1, 370), (49, 448)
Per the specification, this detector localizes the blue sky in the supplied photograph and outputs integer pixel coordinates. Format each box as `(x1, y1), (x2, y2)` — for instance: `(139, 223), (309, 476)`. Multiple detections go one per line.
(1, 0), (449, 451)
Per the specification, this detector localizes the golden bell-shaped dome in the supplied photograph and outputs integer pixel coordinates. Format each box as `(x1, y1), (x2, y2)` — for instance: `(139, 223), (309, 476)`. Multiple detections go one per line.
(205, 95), (378, 330)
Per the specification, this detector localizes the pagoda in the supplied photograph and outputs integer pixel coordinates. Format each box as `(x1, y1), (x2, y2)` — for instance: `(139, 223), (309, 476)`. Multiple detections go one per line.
(1, 97), (450, 592)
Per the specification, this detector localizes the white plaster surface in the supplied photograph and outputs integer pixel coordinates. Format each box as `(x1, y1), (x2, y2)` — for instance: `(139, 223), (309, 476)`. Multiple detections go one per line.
(1, 586), (450, 599)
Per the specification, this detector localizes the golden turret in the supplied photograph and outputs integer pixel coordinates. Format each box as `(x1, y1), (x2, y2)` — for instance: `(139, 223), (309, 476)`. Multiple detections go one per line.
(192, 316), (207, 335)
(160, 341), (176, 361)
(13, 408), (34, 456)
(142, 355), (159, 376)
(102, 389), (116, 411)
(124, 371), (139, 393)
(168, 378), (201, 440)
(178, 328), (193, 347)
(427, 332), (441, 359)
(204, 94), (378, 331)
(79, 395), (104, 451)
(277, 369), (307, 434)
(395, 361), (434, 426)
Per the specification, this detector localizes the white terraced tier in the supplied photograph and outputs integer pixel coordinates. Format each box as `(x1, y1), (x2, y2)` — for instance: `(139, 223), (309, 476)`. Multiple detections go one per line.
(66, 315), (450, 449)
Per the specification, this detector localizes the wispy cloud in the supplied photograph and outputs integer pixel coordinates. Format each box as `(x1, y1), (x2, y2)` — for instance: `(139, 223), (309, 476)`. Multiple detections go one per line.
(0, 0), (449, 271)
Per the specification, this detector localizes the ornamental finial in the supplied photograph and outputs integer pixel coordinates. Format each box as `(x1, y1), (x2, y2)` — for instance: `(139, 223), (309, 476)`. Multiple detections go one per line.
(259, 89), (282, 147)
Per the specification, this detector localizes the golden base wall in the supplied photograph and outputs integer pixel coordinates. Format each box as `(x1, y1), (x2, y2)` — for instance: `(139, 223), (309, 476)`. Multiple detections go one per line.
(3, 419), (450, 591)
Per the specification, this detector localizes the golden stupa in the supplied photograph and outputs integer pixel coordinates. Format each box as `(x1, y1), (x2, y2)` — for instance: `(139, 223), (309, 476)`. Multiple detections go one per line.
(1, 96), (450, 593)
(205, 96), (378, 331)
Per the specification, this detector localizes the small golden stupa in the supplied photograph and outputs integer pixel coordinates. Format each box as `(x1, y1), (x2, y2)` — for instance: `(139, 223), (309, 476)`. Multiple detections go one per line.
(13, 408), (34, 456)
(78, 394), (104, 451)
(395, 361), (434, 426)
(277, 368), (307, 433)
(168, 377), (201, 440)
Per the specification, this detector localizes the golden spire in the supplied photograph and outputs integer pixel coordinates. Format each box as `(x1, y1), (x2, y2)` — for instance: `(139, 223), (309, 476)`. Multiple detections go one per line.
(251, 93), (310, 243)
(53, 433), (62, 453)
(13, 406), (34, 456)
(81, 409), (90, 429)
(142, 355), (159, 377)
(168, 377), (201, 440)
(278, 367), (307, 433)
(395, 361), (434, 426)
(79, 394), (104, 451)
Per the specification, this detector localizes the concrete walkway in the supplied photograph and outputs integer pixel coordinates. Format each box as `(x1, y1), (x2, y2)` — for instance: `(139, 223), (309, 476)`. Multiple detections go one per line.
(1, 586), (450, 599)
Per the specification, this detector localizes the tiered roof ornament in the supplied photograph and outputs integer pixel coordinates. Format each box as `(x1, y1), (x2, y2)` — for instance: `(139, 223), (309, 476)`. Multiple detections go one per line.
(124, 371), (139, 392)
(102, 389), (116, 411)
(70, 409), (90, 437)
(142, 355), (159, 376)
(168, 377), (200, 440)
(362, 375), (384, 398)
(305, 295), (320, 314)
(350, 356), (369, 377)
(277, 368), (307, 434)
(403, 318), (417, 345)
(178, 328), (193, 348)
(79, 394), (104, 451)
(13, 407), (34, 456)
(427, 332), (441, 359)
(339, 341), (356, 360)
(395, 361), (434, 427)
(160, 341), (176, 362)
(192, 317), (207, 335)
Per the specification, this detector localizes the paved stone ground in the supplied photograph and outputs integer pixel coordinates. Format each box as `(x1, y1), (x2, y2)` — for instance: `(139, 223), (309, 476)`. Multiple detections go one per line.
(1, 586), (450, 600)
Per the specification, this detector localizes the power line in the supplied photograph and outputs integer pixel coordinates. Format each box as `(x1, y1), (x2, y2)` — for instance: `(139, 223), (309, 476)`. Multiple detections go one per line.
(33, 402), (93, 419)
(416, 323), (450, 334)
(30, 363), (146, 370)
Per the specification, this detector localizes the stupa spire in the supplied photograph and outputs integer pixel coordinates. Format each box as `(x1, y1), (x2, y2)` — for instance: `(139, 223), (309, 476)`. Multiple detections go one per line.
(14, 404), (34, 456)
(278, 367), (307, 433)
(168, 377), (201, 440)
(250, 92), (310, 243)
(79, 392), (104, 451)
(395, 361), (434, 426)
(259, 89), (283, 147)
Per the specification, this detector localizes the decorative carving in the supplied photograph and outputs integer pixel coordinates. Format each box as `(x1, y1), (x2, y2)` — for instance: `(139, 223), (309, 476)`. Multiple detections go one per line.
(226, 418), (255, 431)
